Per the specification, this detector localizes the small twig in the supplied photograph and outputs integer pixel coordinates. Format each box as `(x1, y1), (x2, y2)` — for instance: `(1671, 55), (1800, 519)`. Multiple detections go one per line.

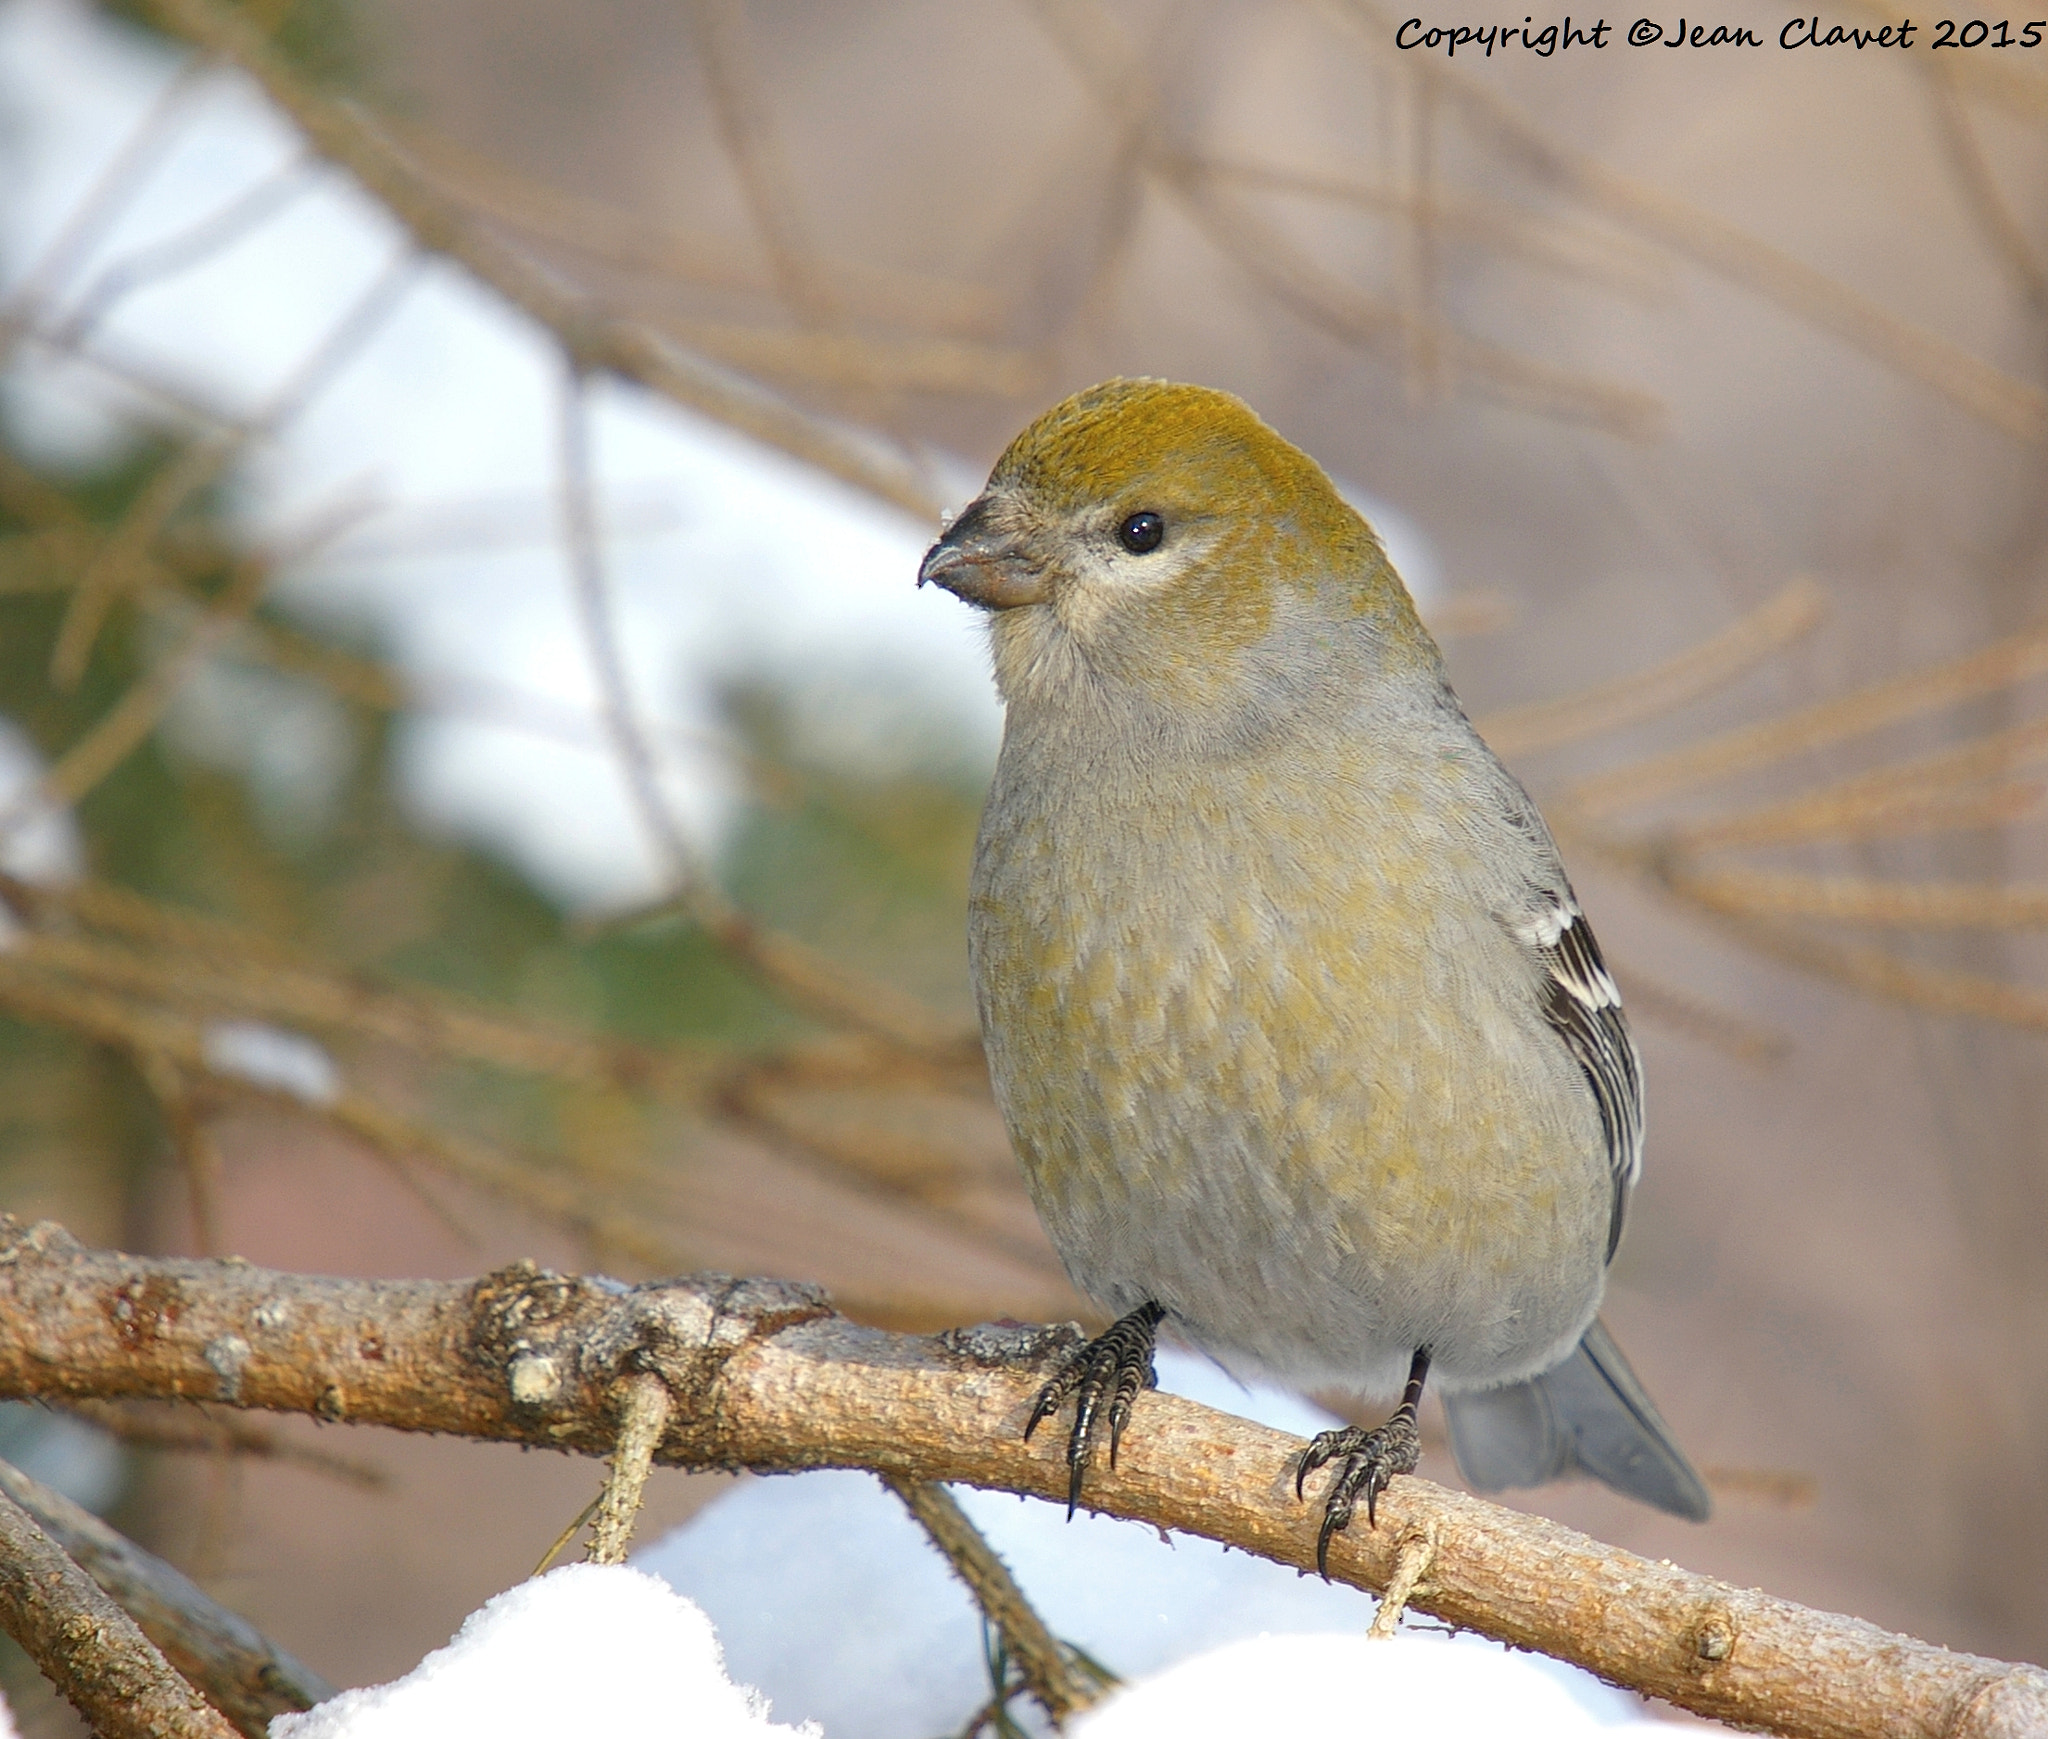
(885, 1473), (1108, 1725)
(1667, 712), (2048, 852)
(1703, 1465), (1819, 1511)
(0, 948), (1034, 1332)
(557, 368), (695, 881)
(1367, 1523), (1437, 1638)
(1401, 68), (1443, 408)
(0, 58), (216, 357)
(51, 156), (320, 349)
(0, 453), (657, 779)
(1565, 621), (2048, 816)
(47, 252), (414, 691)
(1922, 61), (2048, 314)
(388, 116), (999, 332)
(1196, 157), (1672, 301)
(0, 953), (512, 1254)
(1670, 777), (2045, 854)
(1663, 864), (2048, 930)
(138, 0), (945, 522)
(0, 499), (369, 849)
(533, 1493), (603, 1577)
(1563, 824), (2048, 1032)
(0, 872), (677, 1089)
(1607, 962), (1788, 1065)
(139, 1051), (228, 1257)
(19, 546), (276, 829)
(683, 0), (839, 329)
(0, 1470), (239, 1739)
(255, 246), (421, 426)
(553, 367), (966, 1057)
(50, 431), (243, 690)
(1318, 0), (2048, 443)
(1837, 0), (2048, 117)
(586, 1373), (673, 1566)
(1666, 911), (2048, 1035)
(57, 1399), (386, 1490)
(1023, 0), (1664, 439)
(1479, 579), (1827, 759)
(648, 314), (1040, 396)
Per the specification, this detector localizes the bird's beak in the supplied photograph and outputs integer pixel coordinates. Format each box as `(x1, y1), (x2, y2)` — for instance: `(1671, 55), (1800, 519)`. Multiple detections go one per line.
(917, 495), (1050, 610)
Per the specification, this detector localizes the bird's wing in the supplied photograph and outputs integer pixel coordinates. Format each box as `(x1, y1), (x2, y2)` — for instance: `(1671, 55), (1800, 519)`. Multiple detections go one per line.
(1507, 888), (1643, 1263)
(1431, 696), (1645, 1262)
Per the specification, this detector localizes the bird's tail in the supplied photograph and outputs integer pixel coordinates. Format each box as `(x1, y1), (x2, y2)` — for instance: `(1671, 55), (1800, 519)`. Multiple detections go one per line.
(1441, 1318), (1712, 1520)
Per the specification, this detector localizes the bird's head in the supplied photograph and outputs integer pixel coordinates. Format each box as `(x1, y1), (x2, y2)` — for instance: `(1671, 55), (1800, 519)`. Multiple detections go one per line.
(919, 379), (1436, 742)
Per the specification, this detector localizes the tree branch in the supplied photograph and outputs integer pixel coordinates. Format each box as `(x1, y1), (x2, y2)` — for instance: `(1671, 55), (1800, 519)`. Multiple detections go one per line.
(882, 1473), (1107, 1724)
(56, 1397), (387, 1489)
(0, 1456), (333, 1738)
(0, 1469), (239, 1739)
(0, 1219), (2042, 1737)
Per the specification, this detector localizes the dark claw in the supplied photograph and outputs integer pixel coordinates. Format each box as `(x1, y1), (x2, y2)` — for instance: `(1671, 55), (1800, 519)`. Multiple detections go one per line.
(1023, 1370), (1075, 1443)
(1316, 1486), (1353, 1577)
(1295, 1414), (1423, 1576)
(1065, 1377), (1105, 1516)
(1023, 1301), (1165, 1518)
(1294, 1431), (1339, 1501)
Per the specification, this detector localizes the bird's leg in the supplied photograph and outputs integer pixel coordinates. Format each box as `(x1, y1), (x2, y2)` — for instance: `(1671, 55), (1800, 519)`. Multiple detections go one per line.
(1023, 1301), (1165, 1517)
(1295, 1346), (1432, 1576)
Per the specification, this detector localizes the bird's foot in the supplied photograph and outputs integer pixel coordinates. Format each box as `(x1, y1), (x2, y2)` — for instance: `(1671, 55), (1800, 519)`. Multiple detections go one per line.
(1023, 1300), (1165, 1517)
(1294, 1412), (1422, 1575)
(1294, 1346), (1433, 1577)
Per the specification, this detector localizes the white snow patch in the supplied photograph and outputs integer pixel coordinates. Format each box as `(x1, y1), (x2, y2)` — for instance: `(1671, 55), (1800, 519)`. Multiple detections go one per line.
(270, 1564), (818, 1739)
(1074, 1630), (1673, 1737)
(200, 1020), (340, 1105)
(0, 718), (84, 887)
(0, 717), (83, 949)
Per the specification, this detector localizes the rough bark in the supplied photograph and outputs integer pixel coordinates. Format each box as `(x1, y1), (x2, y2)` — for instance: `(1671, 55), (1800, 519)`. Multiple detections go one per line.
(0, 1218), (2043, 1739)
(0, 1456), (333, 1737)
(0, 1477), (238, 1739)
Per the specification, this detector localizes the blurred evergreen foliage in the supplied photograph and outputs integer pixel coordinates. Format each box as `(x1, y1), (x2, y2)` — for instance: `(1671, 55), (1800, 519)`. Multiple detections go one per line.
(97, 0), (376, 92)
(0, 424), (983, 1245)
(717, 675), (981, 1014)
(0, 323), (989, 1733)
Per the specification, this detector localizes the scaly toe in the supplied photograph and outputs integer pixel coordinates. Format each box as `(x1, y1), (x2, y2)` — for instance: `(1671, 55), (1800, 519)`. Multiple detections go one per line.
(1295, 1425), (1362, 1499)
(1021, 1302), (1164, 1517)
(1300, 1416), (1422, 1576)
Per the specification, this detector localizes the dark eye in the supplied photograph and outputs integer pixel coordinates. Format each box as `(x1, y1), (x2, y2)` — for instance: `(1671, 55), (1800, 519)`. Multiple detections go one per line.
(1116, 511), (1165, 554)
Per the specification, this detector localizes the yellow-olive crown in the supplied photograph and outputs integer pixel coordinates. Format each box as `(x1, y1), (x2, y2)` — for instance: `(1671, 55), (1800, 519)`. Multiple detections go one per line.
(1002, 378), (1418, 622)
(993, 378), (1361, 554)
(952, 379), (1433, 727)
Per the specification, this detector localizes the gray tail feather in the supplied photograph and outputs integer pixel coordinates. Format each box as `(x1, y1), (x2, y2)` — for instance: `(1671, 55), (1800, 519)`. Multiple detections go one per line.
(1441, 1318), (1712, 1521)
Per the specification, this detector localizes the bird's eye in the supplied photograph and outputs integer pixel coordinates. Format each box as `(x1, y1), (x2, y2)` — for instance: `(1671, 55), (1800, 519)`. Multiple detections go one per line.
(1116, 511), (1165, 554)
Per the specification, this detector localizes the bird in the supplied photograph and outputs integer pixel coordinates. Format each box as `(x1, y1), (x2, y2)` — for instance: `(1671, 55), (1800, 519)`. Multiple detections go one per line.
(918, 377), (1710, 1570)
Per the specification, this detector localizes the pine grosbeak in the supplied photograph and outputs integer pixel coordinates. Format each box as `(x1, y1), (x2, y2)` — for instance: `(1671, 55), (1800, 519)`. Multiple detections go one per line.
(919, 378), (1709, 1565)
